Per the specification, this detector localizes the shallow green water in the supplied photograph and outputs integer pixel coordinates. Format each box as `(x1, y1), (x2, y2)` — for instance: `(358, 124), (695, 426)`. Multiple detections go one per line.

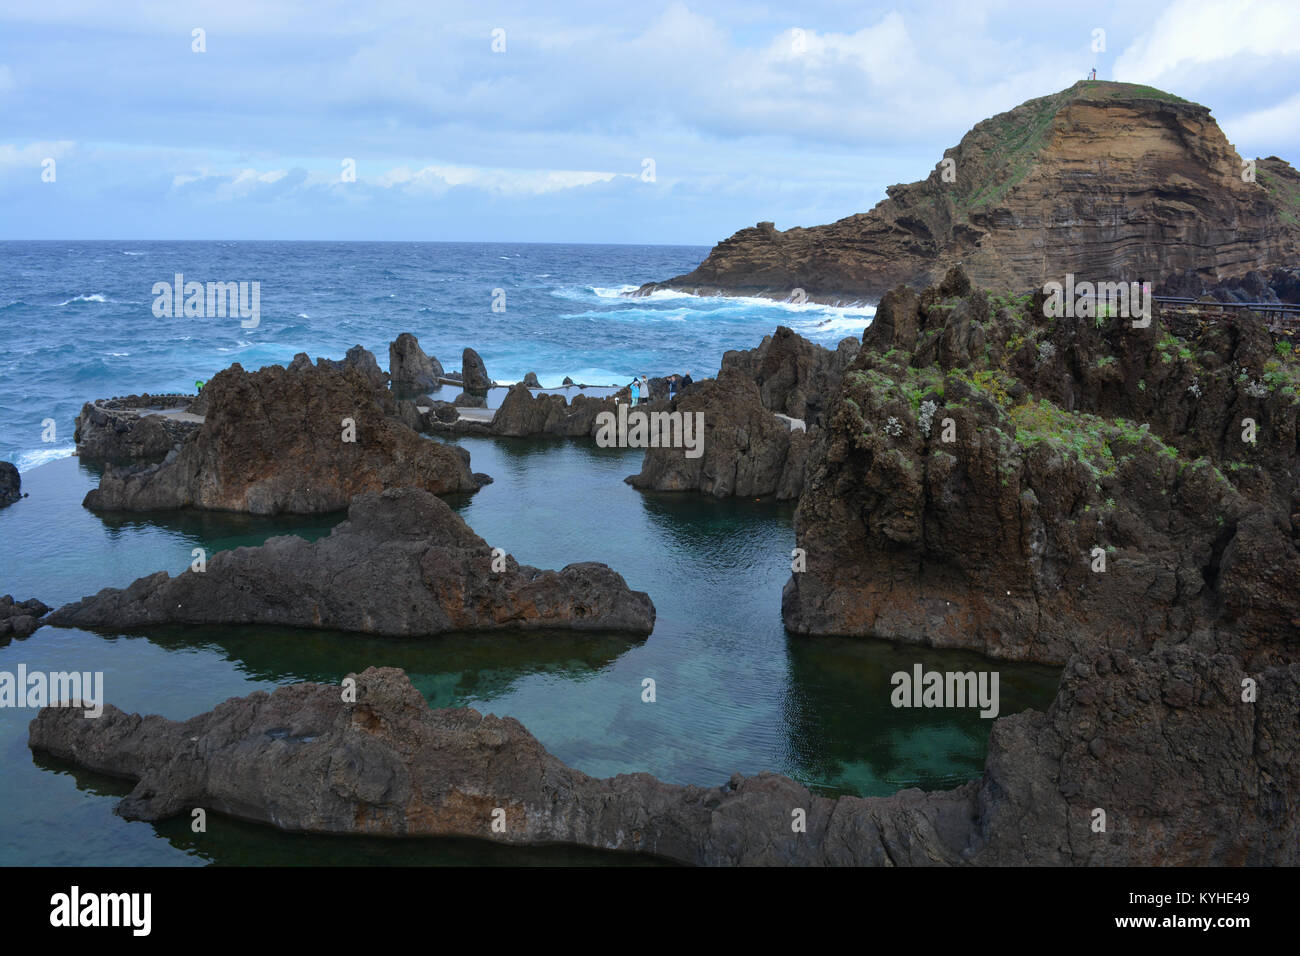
(0, 442), (1060, 865)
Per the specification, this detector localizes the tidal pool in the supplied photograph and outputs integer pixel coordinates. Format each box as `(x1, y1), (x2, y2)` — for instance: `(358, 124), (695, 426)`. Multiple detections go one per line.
(0, 439), (1060, 865)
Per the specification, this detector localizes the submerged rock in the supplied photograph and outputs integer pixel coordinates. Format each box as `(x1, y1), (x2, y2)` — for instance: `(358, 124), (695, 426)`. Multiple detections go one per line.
(50, 487), (654, 636)
(83, 357), (481, 515)
(30, 657), (1298, 865)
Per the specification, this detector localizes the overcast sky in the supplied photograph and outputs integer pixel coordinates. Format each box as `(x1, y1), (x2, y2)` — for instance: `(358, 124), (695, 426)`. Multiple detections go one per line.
(2, 0), (1298, 243)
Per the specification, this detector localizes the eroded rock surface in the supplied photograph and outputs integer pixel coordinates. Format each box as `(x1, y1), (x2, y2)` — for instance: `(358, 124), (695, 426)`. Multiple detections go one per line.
(84, 355), (481, 514)
(30, 657), (1298, 865)
(51, 487), (654, 636)
(639, 82), (1300, 303)
(389, 333), (444, 398)
(625, 370), (811, 499)
(784, 268), (1300, 662)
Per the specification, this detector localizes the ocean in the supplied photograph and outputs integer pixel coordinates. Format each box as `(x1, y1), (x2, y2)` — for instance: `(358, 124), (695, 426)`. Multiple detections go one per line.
(0, 241), (1059, 865)
(0, 240), (875, 471)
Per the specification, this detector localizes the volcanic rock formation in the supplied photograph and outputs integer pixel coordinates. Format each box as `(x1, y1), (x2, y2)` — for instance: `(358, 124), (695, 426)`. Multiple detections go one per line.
(29, 660), (1298, 865)
(83, 354), (481, 514)
(625, 369), (811, 499)
(782, 267), (1300, 663)
(389, 333), (444, 398)
(638, 82), (1300, 304)
(50, 487), (654, 636)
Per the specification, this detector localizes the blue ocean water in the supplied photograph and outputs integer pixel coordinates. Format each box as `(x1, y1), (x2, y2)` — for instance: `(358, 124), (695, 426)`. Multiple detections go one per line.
(0, 241), (875, 471)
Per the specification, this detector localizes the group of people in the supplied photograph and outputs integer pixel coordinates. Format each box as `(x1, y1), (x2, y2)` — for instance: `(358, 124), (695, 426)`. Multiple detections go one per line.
(627, 371), (693, 406)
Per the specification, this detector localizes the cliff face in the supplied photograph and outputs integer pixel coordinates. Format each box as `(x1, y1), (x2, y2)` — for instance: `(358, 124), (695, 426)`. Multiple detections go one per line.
(640, 82), (1300, 303)
(783, 268), (1300, 663)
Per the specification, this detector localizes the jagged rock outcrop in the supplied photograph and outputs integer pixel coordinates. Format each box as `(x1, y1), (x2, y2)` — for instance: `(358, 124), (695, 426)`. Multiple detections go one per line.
(783, 268), (1300, 662)
(638, 82), (1300, 304)
(721, 326), (860, 427)
(522, 372), (540, 388)
(452, 391), (487, 408)
(83, 355), (482, 515)
(50, 487), (653, 636)
(625, 370), (811, 499)
(389, 333), (444, 398)
(30, 657), (1298, 865)
(73, 403), (199, 464)
(461, 348), (490, 393)
(0, 462), (20, 507)
(489, 383), (614, 438)
(1, 595), (50, 642)
(316, 344), (389, 391)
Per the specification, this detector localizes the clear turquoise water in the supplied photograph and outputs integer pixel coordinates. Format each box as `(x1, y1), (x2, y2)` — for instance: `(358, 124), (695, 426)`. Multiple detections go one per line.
(0, 444), (1060, 866)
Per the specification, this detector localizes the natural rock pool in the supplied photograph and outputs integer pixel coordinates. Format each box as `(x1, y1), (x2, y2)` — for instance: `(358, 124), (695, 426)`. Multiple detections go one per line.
(0, 438), (1060, 865)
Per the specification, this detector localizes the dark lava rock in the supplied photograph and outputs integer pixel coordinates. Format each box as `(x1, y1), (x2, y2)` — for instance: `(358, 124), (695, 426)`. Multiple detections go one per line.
(625, 370), (809, 499)
(31, 657), (1297, 864)
(389, 333), (444, 398)
(49, 487), (653, 636)
(452, 391), (487, 408)
(722, 325), (860, 426)
(73, 403), (190, 464)
(1, 595), (51, 643)
(317, 344), (389, 391)
(461, 348), (490, 393)
(83, 357), (481, 515)
(784, 271), (1300, 663)
(488, 383), (613, 438)
(522, 372), (541, 388)
(0, 461), (21, 507)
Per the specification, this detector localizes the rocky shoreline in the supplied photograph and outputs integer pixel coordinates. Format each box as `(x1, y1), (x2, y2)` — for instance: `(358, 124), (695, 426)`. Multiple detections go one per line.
(29, 657), (1298, 864)
(13, 231), (1300, 865)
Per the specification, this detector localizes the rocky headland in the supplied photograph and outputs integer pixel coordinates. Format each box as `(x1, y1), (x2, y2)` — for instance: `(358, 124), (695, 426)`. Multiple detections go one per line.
(637, 81), (1300, 304)
(50, 486), (654, 636)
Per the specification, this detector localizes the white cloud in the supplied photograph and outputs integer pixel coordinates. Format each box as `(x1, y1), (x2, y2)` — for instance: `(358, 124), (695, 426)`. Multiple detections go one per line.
(0, 140), (74, 168)
(1115, 0), (1300, 83)
(378, 163), (621, 196)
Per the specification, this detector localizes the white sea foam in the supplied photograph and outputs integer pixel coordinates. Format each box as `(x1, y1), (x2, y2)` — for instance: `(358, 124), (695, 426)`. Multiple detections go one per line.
(55, 293), (108, 306)
(16, 445), (74, 472)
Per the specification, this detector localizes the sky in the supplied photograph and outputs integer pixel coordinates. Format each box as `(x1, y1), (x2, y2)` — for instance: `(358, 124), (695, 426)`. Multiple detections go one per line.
(2, 0), (1299, 244)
